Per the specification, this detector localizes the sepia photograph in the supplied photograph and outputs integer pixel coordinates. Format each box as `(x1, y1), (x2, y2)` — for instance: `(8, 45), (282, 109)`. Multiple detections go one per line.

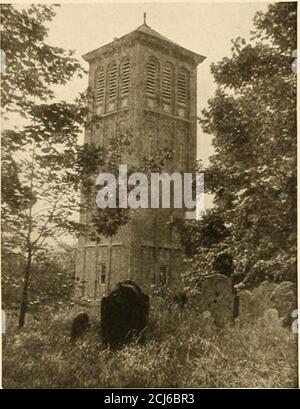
(0, 1), (298, 390)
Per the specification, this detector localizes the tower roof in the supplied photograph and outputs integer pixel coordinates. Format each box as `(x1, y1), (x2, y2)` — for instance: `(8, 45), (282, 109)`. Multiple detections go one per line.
(135, 23), (179, 47)
(83, 21), (206, 66)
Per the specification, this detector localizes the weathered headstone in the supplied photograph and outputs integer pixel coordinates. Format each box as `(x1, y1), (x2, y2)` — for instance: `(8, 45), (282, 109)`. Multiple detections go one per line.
(238, 290), (256, 323)
(258, 308), (281, 328)
(270, 281), (297, 327)
(254, 280), (278, 299)
(252, 281), (278, 315)
(101, 280), (149, 349)
(196, 274), (235, 326)
(70, 312), (90, 339)
(201, 310), (214, 330)
(264, 308), (280, 322)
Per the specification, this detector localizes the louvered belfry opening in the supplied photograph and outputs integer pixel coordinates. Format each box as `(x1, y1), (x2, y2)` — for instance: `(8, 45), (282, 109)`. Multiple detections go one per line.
(121, 58), (130, 97)
(162, 62), (174, 103)
(108, 61), (118, 101)
(147, 57), (159, 97)
(96, 67), (105, 105)
(177, 68), (189, 106)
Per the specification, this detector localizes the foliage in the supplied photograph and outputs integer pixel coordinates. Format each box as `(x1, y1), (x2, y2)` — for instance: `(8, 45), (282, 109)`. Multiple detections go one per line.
(180, 3), (297, 288)
(2, 244), (76, 310)
(0, 4), (87, 327)
(0, 4), (83, 115)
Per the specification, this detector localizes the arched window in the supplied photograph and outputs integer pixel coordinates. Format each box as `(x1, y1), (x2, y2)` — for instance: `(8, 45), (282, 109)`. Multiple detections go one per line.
(107, 61), (118, 101)
(146, 57), (159, 97)
(95, 67), (105, 105)
(177, 68), (189, 106)
(162, 62), (174, 103)
(120, 58), (130, 97)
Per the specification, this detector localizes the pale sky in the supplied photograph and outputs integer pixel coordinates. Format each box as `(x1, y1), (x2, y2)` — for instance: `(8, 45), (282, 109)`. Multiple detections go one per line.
(47, 2), (270, 165)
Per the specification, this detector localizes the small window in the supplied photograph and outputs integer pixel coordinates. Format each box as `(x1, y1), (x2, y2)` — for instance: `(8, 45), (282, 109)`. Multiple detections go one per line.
(107, 61), (118, 101)
(147, 57), (159, 97)
(99, 264), (106, 284)
(121, 58), (130, 97)
(177, 68), (189, 105)
(95, 67), (105, 105)
(159, 266), (168, 286)
(149, 136), (153, 154)
(179, 142), (184, 168)
(94, 263), (106, 299)
(162, 63), (174, 102)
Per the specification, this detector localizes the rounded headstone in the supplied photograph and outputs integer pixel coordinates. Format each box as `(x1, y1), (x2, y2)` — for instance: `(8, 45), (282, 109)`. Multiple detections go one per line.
(239, 290), (256, 323)
(101, 280), (149, 349)
(70, 311), (90, 339)
(270, 281), (297, 326)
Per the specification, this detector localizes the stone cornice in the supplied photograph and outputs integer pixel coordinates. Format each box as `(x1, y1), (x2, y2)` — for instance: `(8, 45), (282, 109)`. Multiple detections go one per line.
(83, 30), (206, 67)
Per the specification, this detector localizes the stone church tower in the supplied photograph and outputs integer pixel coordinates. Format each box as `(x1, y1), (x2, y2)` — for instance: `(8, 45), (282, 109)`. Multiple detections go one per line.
(75, 18), (205, 300)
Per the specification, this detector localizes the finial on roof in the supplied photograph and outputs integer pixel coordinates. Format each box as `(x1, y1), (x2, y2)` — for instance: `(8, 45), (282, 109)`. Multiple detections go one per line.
(143, 12), (147, 25)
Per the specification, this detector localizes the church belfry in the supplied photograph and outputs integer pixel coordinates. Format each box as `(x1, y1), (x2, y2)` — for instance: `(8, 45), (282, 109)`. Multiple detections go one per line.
(75, 19), (206, 300)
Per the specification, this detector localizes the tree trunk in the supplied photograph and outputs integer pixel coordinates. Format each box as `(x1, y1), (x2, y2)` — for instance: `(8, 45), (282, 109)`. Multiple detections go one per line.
(18, 138), (35, 329)
(18, 254), (31, 329)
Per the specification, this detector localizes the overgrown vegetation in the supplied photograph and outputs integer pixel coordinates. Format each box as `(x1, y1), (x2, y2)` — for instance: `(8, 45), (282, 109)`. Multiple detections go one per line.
(178, 2), (297, 289)
(2, 243), (75, 311)
(2, 298), (297, 388)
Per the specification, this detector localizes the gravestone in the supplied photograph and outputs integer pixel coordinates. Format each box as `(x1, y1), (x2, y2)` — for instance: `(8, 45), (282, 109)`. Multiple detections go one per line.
(70, 312), (90, 339)
(270, 281), (297, 327)
(238, 290), (256, 323)
(258, 308), (281, 328)
(101, 280), (149, 349)
(252, 281), (278, 315)
(196, 274), (235, 326)
(263, 308), (280, 323)
(201, 310), (214, 331)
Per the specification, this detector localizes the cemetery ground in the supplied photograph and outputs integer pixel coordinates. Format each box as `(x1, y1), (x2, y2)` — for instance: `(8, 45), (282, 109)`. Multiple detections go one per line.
(2, 297), (298, 389)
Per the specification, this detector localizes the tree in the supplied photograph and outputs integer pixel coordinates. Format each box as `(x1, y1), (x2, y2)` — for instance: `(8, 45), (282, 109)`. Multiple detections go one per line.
(1, 5), (176, 328)
(182, 3), (297, 288)
(0, 4), (82, 115)
(2, 242), (76, 311)
(2, 100), (138, 328)
(1, 4), (87, 327)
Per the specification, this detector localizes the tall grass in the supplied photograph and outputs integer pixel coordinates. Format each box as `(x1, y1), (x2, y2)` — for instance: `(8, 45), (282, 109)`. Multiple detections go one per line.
(2, 299), (298, 388)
